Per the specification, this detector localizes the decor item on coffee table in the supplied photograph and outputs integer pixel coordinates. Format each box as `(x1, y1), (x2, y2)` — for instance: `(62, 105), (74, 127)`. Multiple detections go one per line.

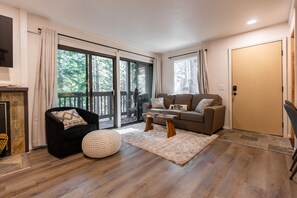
(45, 107), (99, 158)
(143, 112), (178, 138)
(116, 123), (218, 165)
(82, 130), (121, 158)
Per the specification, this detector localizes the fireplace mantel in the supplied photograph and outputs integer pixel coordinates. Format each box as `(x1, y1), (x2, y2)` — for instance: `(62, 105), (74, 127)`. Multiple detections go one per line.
(0, 86), (29, 155)
(0, 86), (28, 92)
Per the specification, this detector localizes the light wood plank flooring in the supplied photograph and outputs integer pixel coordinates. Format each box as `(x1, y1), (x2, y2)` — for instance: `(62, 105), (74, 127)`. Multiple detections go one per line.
(0, 139), (297, 198)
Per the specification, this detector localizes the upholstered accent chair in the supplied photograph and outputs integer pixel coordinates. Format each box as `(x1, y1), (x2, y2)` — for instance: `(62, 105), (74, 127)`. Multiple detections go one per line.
(45, 107), (99, 158)
(284, 101), (297, 180)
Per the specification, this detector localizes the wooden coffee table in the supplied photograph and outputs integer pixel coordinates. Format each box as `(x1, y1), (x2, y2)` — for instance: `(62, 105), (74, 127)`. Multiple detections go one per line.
(143, 112), (178, 138)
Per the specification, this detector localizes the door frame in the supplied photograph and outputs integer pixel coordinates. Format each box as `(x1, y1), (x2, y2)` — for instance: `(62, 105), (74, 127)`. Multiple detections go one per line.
(228, 37), (288, 137)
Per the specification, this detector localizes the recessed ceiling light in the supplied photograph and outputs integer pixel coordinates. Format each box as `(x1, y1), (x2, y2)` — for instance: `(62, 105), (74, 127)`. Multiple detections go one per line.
(247, 19), (257, 25)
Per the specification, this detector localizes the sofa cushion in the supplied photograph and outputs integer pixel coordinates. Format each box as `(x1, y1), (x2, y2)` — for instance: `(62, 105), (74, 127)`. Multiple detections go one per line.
(169, 104), (187, 111)
(151, 98), (165, 109)
(164, 95), (176, 109)
(65, 124), (97, 140)
(175, 94), (193, 110)
(191, 94), (222, 111)
(180, 111), (204, 123)
(51, 109), (88, 130)
(195, 99), (214, 114)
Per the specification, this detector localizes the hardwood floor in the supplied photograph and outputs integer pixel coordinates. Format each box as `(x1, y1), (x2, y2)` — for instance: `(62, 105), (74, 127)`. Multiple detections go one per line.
(0, 139), (297, 198)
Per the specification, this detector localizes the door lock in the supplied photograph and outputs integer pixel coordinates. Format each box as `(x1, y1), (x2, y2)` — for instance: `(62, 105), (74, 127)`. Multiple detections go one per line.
(232, 85), (237, 96)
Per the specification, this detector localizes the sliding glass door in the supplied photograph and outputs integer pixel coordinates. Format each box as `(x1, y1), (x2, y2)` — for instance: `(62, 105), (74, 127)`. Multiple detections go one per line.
(120, 59), (153, 125)
(57, 46), (116, 129)
(57, 45), (153, 128)
(91, 55), (115, 129)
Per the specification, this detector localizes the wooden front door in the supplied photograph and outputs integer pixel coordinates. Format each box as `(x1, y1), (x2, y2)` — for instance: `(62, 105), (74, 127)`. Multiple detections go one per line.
(232, 41), (283, 135)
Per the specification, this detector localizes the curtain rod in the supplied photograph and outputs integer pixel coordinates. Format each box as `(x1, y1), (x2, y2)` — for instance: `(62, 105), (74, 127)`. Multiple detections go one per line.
(36, 28), (155, 60)
(168, 49), (207, 59)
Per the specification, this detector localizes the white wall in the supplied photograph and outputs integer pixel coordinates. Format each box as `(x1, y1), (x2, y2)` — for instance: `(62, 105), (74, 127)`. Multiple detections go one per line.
(0, 4), (27, 86)
(162, 23), (289, 130)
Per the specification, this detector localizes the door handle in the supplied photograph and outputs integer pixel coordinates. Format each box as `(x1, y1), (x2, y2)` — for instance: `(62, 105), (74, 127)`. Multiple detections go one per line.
(233, 85), (237, 96)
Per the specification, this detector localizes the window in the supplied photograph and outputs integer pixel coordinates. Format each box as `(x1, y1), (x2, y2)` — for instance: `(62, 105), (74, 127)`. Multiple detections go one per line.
(174, 56), (198, 94)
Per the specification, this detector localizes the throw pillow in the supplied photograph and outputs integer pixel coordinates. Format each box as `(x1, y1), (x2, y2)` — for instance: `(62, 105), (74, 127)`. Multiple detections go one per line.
(52, 109), (88, 130)
(151, 98), (165, 109)
(195, 99), (214, 114)
(169, 104), (188, 111)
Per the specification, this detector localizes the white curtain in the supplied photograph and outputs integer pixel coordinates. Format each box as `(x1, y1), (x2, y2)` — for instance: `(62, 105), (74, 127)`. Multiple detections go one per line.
(152, 57), (162, 98)
(32, 27), (58, 147)
(197, 49), (209, 94)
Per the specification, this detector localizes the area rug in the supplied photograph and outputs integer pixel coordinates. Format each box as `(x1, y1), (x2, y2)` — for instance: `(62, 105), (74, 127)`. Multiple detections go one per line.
(0, 153), (31, 178)
(114, 123), (218, 165)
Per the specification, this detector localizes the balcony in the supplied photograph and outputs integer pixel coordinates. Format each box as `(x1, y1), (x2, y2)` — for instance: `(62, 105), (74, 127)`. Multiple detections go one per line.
(58, 91), (149, 129)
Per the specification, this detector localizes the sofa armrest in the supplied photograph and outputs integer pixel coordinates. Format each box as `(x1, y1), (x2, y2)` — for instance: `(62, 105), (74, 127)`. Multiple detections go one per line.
(204, 105), (226, 135)
(142, 102), (151, 113)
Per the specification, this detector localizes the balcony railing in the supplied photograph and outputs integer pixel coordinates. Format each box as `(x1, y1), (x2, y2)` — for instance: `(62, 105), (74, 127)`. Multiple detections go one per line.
(58, 91), (137, 120)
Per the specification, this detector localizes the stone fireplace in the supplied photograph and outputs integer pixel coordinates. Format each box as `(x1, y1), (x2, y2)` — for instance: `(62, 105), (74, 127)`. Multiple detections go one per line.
(0, 87), (29, 157)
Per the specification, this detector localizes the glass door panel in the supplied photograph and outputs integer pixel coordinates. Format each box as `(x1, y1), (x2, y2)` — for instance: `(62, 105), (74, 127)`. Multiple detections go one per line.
(92, 55), (115, 129)
(137, 63), (152, 120)
(120, 60), (153, 125)
(57, 49), (88, 109)
(120, 60), (132, 124)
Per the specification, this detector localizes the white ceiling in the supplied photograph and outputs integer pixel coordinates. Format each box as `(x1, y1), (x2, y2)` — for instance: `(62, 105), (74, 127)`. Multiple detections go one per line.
(0, 0), (293, 53)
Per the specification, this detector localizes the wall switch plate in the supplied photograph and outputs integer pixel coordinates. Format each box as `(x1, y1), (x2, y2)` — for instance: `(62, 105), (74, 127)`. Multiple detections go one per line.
(218, 84), (225, 91)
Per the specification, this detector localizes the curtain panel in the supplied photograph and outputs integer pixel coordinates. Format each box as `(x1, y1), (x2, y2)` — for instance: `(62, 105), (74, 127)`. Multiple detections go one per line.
(152, 57), (162, 98)
(32, 28), (58, 147)
(197, 49), (209, 94)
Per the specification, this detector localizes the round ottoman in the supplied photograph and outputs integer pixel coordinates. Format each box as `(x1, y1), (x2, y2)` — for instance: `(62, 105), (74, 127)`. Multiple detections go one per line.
(82, 130), (121, 158)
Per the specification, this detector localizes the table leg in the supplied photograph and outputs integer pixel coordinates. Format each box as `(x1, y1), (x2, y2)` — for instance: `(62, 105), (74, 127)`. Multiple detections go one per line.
(144, 117), (154, 131)
(166, 119), (176, 138)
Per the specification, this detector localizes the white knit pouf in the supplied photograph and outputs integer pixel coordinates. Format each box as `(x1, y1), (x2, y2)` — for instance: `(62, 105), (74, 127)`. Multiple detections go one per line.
(82, 130), (121, 158)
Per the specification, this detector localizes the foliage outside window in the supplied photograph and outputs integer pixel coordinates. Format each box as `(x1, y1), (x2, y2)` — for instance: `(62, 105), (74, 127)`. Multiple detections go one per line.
(57, 49), (87, 94)
(174, 56), (198, 94)
(92, 55), (113, 92)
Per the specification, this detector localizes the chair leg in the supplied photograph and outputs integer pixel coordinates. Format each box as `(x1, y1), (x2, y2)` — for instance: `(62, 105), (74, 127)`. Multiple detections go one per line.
(290, 157), (297, 171)
(290, 166), (297, 180)
(293, 149), (297, 159)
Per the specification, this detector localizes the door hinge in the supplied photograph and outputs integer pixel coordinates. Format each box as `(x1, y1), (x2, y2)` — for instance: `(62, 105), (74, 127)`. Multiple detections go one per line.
(281, 50), (283, 56)
(282, 122), (284, 128)
(282, 86), (284, 92)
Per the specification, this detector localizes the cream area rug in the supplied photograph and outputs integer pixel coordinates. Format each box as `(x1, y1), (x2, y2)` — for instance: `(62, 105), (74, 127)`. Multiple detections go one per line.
(114, 123), (218, 165)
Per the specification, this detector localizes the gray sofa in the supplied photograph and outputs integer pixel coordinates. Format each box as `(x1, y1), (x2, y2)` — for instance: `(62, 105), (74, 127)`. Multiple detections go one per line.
(143, 93), (226, 135)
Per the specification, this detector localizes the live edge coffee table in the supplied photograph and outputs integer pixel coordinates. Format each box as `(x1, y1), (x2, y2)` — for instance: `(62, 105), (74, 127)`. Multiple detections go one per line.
(142, 112), (178, 138)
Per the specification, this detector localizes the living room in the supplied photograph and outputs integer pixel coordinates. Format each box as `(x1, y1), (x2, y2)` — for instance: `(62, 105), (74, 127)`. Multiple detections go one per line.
(0, 0), (297, 197)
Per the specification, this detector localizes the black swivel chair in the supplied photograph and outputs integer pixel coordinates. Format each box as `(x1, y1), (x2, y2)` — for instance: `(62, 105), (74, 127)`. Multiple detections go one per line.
(45, 107), (99, 158)
(284, 102), (297, 179)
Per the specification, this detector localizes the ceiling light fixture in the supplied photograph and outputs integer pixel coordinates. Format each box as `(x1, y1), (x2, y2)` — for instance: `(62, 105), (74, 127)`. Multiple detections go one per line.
(247, 19), (257, 25)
